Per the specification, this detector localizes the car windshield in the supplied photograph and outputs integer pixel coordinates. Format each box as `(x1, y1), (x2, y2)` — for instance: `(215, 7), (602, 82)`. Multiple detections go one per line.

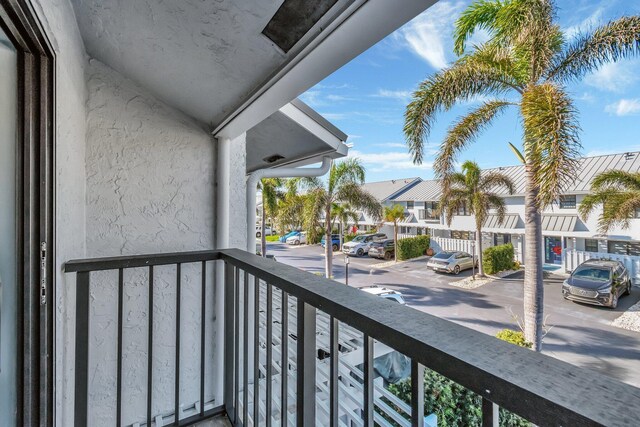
(573, 267), (611, 282)
(433, 252), (454, 260)
(352, 235), (366, 242)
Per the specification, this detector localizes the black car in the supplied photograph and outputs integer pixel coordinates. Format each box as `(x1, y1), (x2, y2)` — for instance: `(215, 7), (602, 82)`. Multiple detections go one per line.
(562, 259), (632, 308)
(368, 239), (395, 260)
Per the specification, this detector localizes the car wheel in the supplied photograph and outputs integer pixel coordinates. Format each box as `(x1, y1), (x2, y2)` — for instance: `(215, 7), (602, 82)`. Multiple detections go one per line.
(625, 281), (632, 296)
(611, 293), (619, 309)
(384, 252), (392, 260)
(453, 265), (461, 275)
(332, 244), (339, 251)
(357, 248), (364, 257)
(256, 232), (261, 238)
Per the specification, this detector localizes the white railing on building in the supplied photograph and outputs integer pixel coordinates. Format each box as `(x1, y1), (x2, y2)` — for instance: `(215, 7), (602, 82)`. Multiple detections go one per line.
(564, 249), (640, 285)
(430, 237), (475, 254)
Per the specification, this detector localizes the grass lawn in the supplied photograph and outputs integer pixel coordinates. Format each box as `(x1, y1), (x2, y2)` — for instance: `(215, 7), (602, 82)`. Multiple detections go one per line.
(265, 235), (280, 242)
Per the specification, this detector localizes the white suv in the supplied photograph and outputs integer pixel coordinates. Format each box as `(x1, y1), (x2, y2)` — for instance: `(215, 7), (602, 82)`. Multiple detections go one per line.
(360, 285), (406, 305)
(342, 233), (387, 257)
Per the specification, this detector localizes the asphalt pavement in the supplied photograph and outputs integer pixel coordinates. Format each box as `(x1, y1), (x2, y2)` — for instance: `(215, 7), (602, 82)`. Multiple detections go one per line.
(267, 241), (640, 388)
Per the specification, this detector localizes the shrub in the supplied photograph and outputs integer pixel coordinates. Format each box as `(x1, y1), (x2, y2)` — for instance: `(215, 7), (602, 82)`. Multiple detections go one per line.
(384, 368), (530, 426)
(483, 243), (515, 274)
(344, 233), (358, 243)
(265, 235), (280, 242)
(397, 235), (430, 260)
(496, 329), (532, 349)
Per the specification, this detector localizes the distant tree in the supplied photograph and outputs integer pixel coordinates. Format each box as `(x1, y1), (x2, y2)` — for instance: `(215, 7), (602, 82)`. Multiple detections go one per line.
(579, 170), (640, 233)
(258, 178), (282, 256)
(297, 159), (382, 278)
(332, 203), (360, 248)
(404, 0), (640, 350)
(439, 161), (513, 276)
(383, 204), (406, 262)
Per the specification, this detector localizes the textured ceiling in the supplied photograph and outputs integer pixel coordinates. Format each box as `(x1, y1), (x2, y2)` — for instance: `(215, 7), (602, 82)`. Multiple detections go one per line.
(71, 0), (296, 126)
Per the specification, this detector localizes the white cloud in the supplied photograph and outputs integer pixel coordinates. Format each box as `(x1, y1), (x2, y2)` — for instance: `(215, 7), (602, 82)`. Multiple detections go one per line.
(319, 112), (347, 121)
(604, 99), (640, 116)
(348, 149), (432, 173)
(394, 1), (465, 69)
(372, 142), (408, 148)
(586, 145), (640, 157)
(372, 89), (412, 102)
(326, 94), (356, 102)
(564, 5), (605, 39)
(584, 61), (640, 93)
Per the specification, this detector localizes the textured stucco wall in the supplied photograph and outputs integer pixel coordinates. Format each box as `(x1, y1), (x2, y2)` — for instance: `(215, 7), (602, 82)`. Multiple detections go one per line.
(30, 1), (89, 426)
(228, 136), (248, 249)
(84, 59), (217, 425)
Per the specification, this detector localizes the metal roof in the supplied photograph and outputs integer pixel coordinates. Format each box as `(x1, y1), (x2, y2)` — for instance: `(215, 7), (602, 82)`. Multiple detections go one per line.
(392, 179), (441, 201)
(361, 177), (422, 202)
(542, 215), (578, 232)
(484, 151), (640, 195)
(484, 214), (520, 230)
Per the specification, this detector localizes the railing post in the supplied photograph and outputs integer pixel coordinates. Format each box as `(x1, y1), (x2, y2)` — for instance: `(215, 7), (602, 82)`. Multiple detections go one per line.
(296, 301), (316, 426)
(74, 271), (90, 426)
(224, 262), (236, 422)
(411, 360), (425, 427)
(482, 398), (499, 427)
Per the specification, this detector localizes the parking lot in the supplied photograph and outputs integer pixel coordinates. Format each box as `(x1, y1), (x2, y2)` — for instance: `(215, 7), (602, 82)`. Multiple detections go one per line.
(267, 241), (640, 388)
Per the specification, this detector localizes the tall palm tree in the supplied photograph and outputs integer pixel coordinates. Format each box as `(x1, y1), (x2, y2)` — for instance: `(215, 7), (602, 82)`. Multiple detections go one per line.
(298, 158), (382, 278)
(403, 0), (640, 350)
(439, 161), (514, 277)
(383, 204), (406, 262)
(579, 170), (640, 233)
(332, 203), (360, 248)
(258, 178), (282, 257)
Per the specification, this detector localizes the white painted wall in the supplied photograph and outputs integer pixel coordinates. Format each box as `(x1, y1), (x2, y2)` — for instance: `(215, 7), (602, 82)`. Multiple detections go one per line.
(83, 59), (218, 425)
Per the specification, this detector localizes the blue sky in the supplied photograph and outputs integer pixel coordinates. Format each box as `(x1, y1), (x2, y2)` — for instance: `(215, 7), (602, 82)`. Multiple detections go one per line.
(301, 0), (640, 182)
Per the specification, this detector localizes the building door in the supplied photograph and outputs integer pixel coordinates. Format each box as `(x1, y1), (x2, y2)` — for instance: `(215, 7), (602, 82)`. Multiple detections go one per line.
(0, 3), (55, 425)
(544, 236), (562, 265)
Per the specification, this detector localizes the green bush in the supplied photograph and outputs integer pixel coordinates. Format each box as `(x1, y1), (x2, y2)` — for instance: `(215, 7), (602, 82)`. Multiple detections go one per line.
(496, 329), (532, 348)
(265, 235), (280, 242)
(397, 235), (430, 260)
(384, 368), (530, 426)
(483, 243), (515, 274)
(344, 233), (358, 243)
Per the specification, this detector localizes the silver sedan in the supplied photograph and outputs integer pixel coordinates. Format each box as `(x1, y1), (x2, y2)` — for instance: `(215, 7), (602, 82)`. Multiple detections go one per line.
(426, 251), (477, 275)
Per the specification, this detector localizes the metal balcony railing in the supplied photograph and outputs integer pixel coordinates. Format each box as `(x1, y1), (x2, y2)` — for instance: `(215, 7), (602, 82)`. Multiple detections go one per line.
(65, 249), (640, 427)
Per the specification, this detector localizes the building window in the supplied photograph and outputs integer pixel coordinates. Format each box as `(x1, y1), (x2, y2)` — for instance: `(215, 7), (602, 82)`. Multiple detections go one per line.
(456, 203), (469, 216)
(559, 195), (576, 209)
(635, 207), (640, 218)
(494, 233), (511, 246)
(406, 201), (414, 210)
(452, 230), (472, 240)
(419, 201), (439, 220)
(608, 240), (640, 256)
(585, 239), (598, 252)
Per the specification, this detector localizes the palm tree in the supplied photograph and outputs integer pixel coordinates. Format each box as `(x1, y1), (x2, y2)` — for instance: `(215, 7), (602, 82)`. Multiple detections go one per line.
(332, 203), (360, 249)
(439, 161), (514, 276)
(298, 158), (382, 278)
(258, 178), (282, 257)
(403, 0), (640, 350)
(579, 170), (640, 233)
(383, 204), (406, 262)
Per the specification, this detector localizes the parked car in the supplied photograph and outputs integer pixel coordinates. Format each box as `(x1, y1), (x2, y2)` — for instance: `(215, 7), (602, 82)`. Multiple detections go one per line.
(321, 234), (342, 251)
(426, 251), (477, 275)
(286, 231), (306, 245)
(255, 225), (273, 237)
(562, 259), (632, 308)
(279, 230), (300, 243)
(360, 285), (406, 305)
(368, 239), (395, 260)
(342, 233), (387, 257)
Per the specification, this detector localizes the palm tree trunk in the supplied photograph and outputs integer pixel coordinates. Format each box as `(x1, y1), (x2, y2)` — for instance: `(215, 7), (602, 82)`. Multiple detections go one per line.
(523, 166), (544, 351)
(476, 224), (485, 277)
(261, 207), (267, 257)
(325, 205), (333, 278)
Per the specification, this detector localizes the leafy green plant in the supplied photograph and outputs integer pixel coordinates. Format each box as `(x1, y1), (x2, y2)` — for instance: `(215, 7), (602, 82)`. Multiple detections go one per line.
(482, 243), (514, 274)
(344, 233), (358, 243)
(496, 329), (532, 349)
(397, 235), (430, 260)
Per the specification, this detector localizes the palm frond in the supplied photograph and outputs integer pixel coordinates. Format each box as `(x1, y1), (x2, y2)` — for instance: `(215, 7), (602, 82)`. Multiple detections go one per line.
(486, 193), (508, 224)
(335, 183), (382, 222)
(454, 0), (504, 55)
(480, 171), (515, 194)
(434, 100), (512, 188)
(439, 188), (468, 226)
(591, 170), (640, 192)
(547, 16), (640, 83)
(521, 82), (581, 207)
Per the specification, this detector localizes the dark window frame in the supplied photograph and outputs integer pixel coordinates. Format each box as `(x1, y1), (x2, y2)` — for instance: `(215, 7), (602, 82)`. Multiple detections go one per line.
(584, 239), (599, 253)
(559, 195), (576, 209)
(0, 2), (55, 425)
(406, 200), (414, 210)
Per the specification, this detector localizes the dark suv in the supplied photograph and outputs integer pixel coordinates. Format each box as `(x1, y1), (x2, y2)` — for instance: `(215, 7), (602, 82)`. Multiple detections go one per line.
(368, 239), (395, 260)
(562, 259), (632, 308)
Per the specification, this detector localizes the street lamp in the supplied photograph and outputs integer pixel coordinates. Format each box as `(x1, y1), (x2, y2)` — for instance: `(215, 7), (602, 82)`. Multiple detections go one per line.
(344, 256), (350, 286)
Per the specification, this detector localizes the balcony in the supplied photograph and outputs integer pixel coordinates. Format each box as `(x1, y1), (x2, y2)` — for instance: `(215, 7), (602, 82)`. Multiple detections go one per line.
(64, 249), (640, 426)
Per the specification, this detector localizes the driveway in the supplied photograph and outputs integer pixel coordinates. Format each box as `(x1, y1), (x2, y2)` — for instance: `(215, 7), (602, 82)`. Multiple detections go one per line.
(266, 242), (640, 388)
